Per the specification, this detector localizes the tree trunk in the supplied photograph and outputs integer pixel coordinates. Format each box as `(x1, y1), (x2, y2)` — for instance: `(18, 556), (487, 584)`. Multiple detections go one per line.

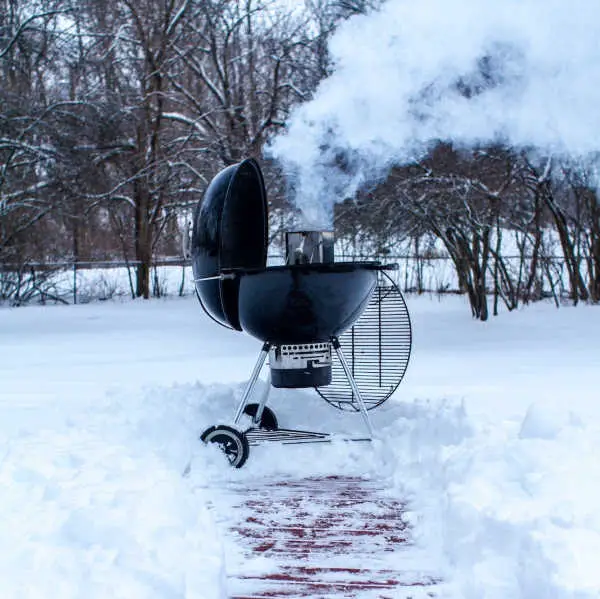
(522, 193), (543, 304)
(476, 227), (490, 321)
(414, 234), (424, 294)
(588, 196), (600, 303)
(547, 201), (588, 304)
(591, 237), (600, 302)
(444, 227), (488, 320)
(134, 178), (151, 299)
(493, 219), (501, 316)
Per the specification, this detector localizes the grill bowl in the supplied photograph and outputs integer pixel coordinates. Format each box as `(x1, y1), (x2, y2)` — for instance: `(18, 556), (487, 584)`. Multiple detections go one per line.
(236, 263), (380, 344)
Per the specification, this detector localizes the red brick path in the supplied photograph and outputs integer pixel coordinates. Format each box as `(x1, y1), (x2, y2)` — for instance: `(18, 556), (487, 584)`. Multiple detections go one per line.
(224, 476), (439, 598)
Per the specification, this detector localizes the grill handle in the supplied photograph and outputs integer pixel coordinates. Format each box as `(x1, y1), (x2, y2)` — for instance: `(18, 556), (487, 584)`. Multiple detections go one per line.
(196, 262), (398, 283)
(193, 272), (237, 283)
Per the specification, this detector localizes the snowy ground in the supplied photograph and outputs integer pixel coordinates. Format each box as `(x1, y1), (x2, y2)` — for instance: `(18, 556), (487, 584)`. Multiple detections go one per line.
(1, 295), (599, 598)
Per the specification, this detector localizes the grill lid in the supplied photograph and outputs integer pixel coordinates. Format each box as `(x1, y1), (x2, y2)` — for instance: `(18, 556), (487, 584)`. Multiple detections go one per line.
(191, 158), (268, 330)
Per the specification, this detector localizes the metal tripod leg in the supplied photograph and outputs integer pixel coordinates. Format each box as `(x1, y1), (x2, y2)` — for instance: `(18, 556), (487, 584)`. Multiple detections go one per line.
(332, 337), (374, 439)
(233, 342), (271, 425)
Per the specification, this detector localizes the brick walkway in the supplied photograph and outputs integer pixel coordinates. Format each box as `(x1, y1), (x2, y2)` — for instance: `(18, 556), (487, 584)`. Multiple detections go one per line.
(222, 476), (439, 599)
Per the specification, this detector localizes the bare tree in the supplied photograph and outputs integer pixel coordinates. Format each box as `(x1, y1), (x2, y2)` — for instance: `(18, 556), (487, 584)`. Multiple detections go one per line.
(0, 0), (74, 302)
(522, 157), (589, 304)
(557, 160), (600, 303)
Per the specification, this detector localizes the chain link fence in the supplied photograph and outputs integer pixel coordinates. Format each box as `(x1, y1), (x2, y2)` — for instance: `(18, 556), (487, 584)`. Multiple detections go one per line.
(1, 253), (572, 306)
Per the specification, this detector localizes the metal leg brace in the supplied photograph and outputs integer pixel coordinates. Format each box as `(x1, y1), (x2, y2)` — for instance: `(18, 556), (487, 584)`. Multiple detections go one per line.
(332, 337), (374, 439)
(233, 342), (271, 425)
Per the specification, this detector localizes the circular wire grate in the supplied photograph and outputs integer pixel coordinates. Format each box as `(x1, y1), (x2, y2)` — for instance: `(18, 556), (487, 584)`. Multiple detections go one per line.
(315, 272), (412, 411)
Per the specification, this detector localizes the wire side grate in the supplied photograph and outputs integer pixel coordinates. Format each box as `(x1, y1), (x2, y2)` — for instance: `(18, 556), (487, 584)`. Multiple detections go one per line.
(315, 272), (412, 411)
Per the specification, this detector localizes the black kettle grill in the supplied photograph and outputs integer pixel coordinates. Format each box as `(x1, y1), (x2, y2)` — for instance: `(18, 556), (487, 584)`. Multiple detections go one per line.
(193, 159), (412, 468)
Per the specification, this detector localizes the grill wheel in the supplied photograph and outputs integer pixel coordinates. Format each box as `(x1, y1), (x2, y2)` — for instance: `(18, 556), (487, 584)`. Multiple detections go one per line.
(201, 425), (250, 468)
(243, 404), (279, 431)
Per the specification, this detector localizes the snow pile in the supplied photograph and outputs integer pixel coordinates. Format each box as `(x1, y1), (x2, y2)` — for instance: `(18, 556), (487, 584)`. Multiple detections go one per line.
(466, 409), (600, 598)
(0, 388), (228, 598)
(374, 399), (600, 598)
(270, 0), (600, 225)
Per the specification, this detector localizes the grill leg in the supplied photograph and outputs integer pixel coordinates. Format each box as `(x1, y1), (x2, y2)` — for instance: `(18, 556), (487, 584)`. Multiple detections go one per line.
(332, 337), (374, 439)
(252, 371), (272, 426)
(233, 342), (271, 425)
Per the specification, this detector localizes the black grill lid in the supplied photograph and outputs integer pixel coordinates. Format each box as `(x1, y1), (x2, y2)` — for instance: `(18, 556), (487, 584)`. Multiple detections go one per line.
(192, 158), (268, 330)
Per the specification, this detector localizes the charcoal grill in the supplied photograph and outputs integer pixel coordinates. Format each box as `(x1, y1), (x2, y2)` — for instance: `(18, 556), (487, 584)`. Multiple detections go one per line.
(193, 159), (412, 468)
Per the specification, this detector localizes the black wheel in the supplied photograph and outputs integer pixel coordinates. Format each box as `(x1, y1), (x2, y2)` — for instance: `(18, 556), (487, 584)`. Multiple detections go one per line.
(243, 404), (278, 430)
(201, 425), (250, 468)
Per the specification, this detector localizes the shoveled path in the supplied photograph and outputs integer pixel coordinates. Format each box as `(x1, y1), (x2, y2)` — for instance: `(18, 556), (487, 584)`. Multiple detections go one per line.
(220, 476), (440, 599)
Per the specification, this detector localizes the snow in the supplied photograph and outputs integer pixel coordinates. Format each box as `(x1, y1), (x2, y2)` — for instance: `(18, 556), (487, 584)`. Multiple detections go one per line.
(1, 295), (599, 598)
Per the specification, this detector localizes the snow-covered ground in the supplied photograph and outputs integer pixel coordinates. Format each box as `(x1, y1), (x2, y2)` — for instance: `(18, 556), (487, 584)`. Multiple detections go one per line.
(1, 295), (599, 598)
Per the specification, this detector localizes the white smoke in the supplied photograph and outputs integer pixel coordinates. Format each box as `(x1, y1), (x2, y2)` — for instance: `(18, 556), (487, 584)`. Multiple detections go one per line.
(268, 0), (600, 227)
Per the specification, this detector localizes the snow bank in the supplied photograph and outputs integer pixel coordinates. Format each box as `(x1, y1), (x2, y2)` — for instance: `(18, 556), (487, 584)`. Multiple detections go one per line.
(372, 399), (600, 599)
(0, 388), (227, 599)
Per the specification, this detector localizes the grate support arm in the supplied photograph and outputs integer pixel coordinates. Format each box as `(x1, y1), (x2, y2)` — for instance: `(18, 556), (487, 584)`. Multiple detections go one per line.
(331, 337), (374, 439)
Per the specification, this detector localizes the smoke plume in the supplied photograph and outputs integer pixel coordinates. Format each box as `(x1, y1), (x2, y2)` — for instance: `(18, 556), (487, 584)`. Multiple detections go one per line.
(268, 0), (600, 227)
